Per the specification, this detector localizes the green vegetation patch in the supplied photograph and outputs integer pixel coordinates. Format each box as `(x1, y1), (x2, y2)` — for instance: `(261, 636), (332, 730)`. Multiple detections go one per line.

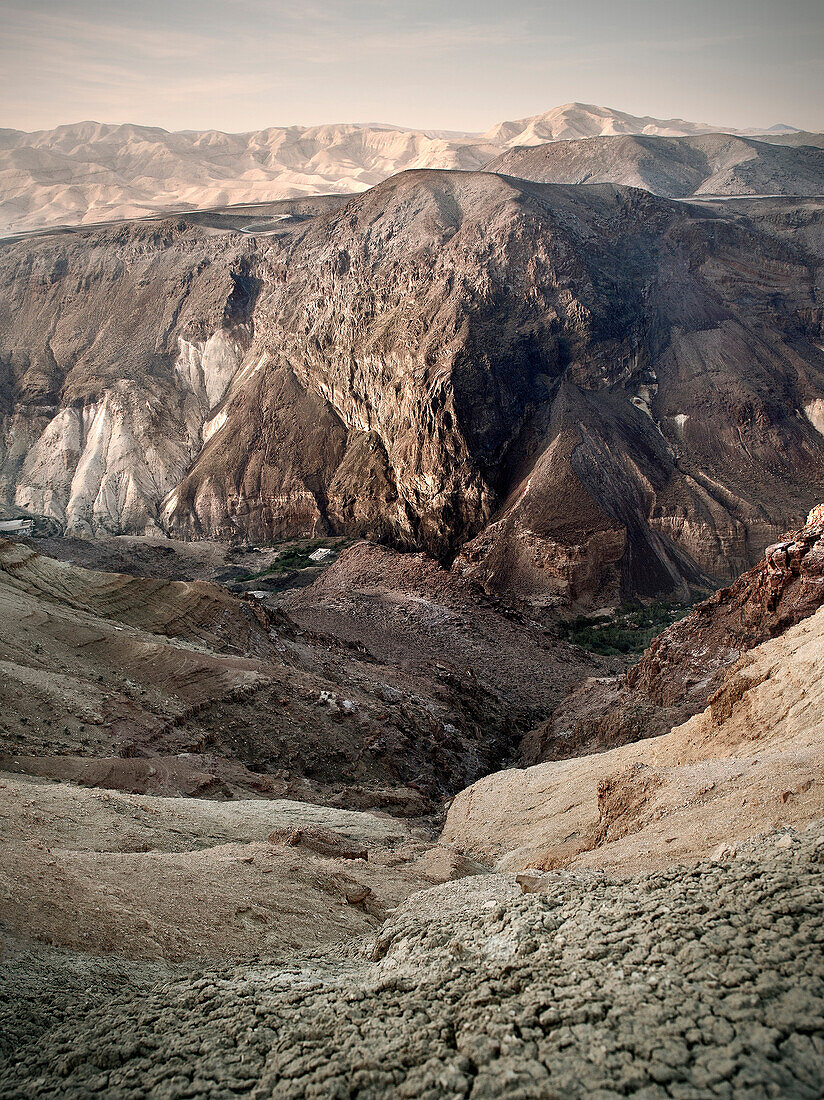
(235, 536), (354, 581)
(555, 601), (691, 656)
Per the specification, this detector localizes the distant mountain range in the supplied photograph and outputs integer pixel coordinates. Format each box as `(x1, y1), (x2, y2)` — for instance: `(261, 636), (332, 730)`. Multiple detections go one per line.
(0, 102), (813, 235)
(487, 132), (824, 198)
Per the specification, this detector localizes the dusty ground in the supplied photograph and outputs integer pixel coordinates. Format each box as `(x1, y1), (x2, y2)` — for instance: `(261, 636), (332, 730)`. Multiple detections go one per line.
(276, 541), (616, 729)
(1, 823), (822, 1098)
(0, 771), (485, 961)
(34, 533), (351, 594)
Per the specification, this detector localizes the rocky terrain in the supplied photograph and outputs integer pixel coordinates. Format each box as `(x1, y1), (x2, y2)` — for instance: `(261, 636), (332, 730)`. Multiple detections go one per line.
(446, 603), (824, 874)
(487, 133), (824, 198)
(1, 818), (822, 1097)
(0, 103), (792, 236)
(3, 174), (824, 605)
(2, 509), (824, 1095)
(529, 505), (824, 762)
(0, 535), (604, 811)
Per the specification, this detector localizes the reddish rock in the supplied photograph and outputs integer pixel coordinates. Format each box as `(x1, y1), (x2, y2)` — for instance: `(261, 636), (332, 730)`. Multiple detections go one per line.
(529, 507), (824, 762)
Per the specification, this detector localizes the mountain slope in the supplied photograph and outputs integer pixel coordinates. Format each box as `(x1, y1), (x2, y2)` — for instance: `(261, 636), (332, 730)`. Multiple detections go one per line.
(486, 132), (824, 198)
(1, 532), (602, 809)
(444, 602), (824, 874)
(0, 103), (792, 236)
(3, 175), (824, 604)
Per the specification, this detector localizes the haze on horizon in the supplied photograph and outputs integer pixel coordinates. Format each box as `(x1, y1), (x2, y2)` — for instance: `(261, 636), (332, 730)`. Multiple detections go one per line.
(1, 0), (822, 136)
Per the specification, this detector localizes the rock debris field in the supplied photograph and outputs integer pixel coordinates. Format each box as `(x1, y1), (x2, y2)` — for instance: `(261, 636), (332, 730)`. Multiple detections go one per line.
(2, 823), (823, 1099)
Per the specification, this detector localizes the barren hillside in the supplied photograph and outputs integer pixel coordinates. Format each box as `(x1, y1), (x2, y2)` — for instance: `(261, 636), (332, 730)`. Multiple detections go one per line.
(3, 176), (824, 605)
(487, 132), (824, 197)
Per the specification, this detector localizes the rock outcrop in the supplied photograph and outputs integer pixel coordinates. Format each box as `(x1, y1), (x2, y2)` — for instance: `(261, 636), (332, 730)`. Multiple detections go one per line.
(531, 505), (824, 760)
(444, 604), (824, 874)
(3, 175), (824, 603)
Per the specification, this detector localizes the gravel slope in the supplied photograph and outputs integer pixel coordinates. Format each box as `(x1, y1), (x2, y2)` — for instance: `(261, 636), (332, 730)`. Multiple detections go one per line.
(1, 823), (822, 1098)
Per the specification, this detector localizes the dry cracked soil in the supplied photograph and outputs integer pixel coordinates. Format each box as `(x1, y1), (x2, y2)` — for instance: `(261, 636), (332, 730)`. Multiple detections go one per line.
(1, 824), (823, 1099)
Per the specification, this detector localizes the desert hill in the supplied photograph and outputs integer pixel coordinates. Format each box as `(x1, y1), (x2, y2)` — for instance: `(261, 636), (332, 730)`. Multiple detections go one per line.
(0, 534), (605, 810)
(3, 172), (824, 604)
(487, 132), (824, 198)
(479, 101), (780, 146)
(0, 102), (800, 236)
(527, 504), (824, 762)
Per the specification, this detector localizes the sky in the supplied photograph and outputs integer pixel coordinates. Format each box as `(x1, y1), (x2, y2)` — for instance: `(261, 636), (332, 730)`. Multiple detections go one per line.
(1, 0), (822, 134)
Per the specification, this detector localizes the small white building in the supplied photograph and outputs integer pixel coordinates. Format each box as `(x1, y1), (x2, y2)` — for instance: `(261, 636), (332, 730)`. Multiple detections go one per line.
(0, 518), (34, 537)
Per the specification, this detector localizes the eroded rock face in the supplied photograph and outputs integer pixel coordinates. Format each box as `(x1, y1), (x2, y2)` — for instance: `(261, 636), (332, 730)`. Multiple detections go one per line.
(3, 175), (824, 602)
(0, 219), (254, 537)
(445, 604), (824, 873)
(532, 507), (824, 762)
(629, 507), (824, 708)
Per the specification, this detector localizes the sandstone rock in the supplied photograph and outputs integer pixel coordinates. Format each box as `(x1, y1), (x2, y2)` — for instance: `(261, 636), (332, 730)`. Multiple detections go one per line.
(712, 843), (737, 861)
(442, 606), (824, 874)
(269, 827), (369, 861)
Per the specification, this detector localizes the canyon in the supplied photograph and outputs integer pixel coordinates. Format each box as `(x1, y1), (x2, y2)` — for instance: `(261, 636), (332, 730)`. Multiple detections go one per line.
(2, 100), (824, 1099)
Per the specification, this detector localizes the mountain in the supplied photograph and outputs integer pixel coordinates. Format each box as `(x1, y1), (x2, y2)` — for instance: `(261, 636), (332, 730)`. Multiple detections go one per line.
(0, 103), (798, 236)
(479, 100), (736, 146)
(487, 132), (824, 198)
(0, 120), (497, 236)
(3, 174), (824, 605)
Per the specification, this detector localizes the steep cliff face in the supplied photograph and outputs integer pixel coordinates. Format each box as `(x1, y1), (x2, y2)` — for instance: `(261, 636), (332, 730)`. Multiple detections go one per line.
(0, 219), (255, 535)
(2, 175), (824, 602)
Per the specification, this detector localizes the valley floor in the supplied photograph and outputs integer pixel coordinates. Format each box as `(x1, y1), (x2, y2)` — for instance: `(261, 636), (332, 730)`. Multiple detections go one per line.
(1, 823), (822, 1099)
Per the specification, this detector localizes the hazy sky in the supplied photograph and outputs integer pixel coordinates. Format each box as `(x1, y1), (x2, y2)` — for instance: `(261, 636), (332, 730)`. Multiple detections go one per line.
(1, 0), (822, 134)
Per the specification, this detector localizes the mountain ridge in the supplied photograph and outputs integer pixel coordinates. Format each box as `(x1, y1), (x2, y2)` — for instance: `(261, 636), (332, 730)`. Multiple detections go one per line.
(0, 101), (807, 235)
(486, 132), (824, 198)
(3, 172), (824, 605)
